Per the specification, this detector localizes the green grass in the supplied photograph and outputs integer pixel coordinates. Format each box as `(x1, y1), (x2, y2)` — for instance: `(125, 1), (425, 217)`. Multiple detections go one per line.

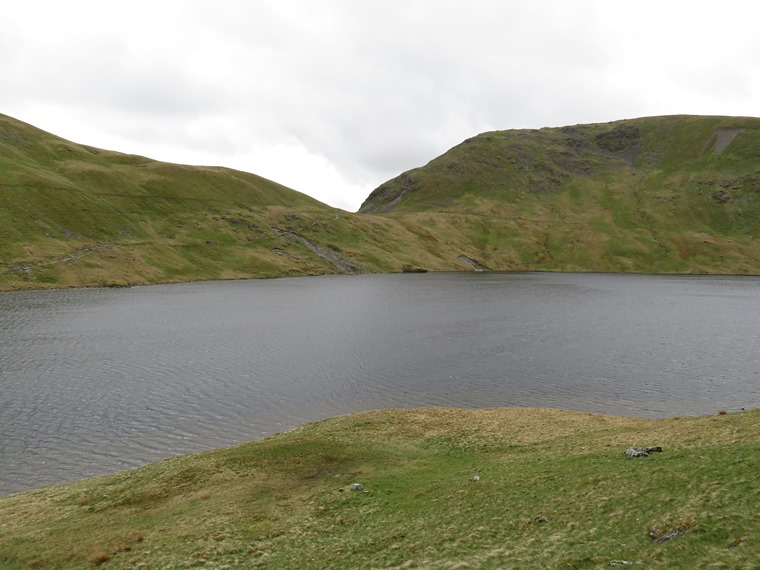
(2, 407), (759, 568)
(0, 114), (462, 289)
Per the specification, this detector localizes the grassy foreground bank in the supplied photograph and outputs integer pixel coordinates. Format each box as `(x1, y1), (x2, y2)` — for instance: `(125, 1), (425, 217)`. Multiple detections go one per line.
(1, 407), (759, 569)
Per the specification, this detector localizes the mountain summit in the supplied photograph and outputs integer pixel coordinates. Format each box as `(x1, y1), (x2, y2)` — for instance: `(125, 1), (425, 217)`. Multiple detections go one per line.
(361, 115), (760, 213)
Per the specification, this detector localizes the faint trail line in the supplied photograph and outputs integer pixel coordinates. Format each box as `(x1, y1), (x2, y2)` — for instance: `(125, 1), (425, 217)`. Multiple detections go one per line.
(5, 242), (116, 273)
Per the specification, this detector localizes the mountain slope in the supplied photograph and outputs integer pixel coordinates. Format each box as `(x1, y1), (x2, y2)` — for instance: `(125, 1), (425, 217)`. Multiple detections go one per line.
(360, 115), (760, 274)
(5, 113), (760, 290)
(0, 114), (459, 289)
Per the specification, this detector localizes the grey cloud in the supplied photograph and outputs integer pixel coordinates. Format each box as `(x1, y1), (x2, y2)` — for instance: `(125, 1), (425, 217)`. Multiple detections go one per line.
(6, 0), (760, 211)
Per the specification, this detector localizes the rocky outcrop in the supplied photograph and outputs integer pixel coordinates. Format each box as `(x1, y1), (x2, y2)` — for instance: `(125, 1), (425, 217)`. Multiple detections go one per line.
(595, 124), (641, 153)
(625, 446), (663, 458)
(457, 255), (490, 272)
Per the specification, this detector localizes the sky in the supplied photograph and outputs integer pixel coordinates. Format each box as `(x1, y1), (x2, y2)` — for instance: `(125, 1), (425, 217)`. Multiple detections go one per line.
(4, 1), (760, 211)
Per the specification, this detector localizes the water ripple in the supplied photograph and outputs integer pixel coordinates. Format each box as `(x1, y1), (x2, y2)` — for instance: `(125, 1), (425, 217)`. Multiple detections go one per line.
(3, 272), (760, 495)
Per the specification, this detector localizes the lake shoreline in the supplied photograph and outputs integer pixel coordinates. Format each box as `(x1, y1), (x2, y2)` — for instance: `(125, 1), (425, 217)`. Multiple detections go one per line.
(2, 405), (759, 568)
(4, 402), (755, 499)
(5, 266), (760, 294)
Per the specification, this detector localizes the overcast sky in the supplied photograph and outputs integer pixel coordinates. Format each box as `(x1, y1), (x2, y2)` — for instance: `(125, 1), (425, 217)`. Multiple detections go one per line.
(4, 1), (760, 211)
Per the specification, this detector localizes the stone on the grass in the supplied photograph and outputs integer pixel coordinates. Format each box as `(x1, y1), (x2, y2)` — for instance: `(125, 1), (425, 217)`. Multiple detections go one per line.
(625, 446), (663, 458)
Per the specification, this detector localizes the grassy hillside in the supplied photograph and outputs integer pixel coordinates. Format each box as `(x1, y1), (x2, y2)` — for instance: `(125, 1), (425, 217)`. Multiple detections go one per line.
(1, 407), (758, 569)
(0, 114), (468, 290)
(361, 115), (760, 274)
(5, 113), (760, 290)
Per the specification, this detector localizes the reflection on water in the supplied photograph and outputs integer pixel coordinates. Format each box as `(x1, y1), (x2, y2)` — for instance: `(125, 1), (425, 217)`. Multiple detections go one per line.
(2, 272), (760, 495)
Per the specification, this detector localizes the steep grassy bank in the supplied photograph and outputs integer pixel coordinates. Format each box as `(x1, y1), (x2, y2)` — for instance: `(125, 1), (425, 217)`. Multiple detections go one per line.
(1, 407), (759, 569)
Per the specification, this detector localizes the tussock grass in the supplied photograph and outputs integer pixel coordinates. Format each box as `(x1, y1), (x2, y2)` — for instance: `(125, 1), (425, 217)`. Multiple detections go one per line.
(2, 407), (759, 568)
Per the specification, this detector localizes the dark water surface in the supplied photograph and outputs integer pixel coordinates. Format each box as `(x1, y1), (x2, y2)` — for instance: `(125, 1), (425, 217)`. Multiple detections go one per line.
(2, 272), (760, 495)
